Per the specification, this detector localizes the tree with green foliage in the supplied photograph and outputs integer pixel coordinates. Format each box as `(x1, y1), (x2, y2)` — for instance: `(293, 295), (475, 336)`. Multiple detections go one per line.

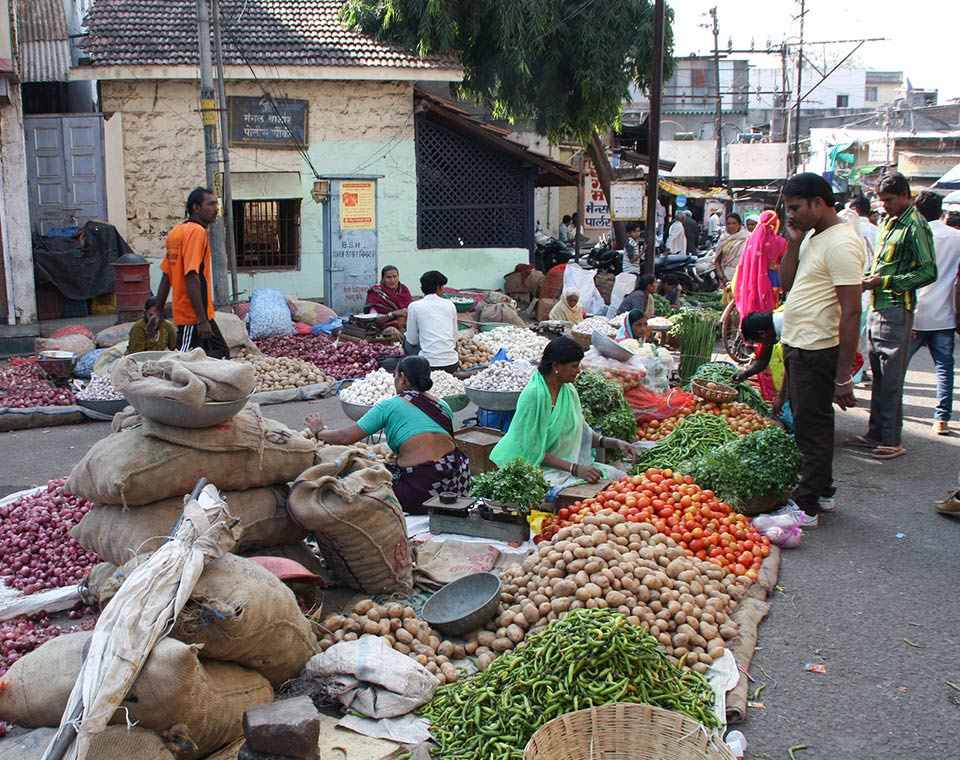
(342, 0), (675, 238)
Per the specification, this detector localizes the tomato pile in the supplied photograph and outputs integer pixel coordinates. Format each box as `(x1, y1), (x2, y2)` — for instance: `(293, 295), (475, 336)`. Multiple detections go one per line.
(637, 401), (772, 442)
(537, 469), (770, 581)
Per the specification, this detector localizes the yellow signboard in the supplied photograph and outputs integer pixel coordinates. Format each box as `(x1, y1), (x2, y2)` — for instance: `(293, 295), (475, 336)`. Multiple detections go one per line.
(340, 181), (376, 230)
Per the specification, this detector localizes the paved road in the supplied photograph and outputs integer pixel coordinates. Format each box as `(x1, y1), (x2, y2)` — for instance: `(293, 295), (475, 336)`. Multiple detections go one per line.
(0, 352), (957, 757)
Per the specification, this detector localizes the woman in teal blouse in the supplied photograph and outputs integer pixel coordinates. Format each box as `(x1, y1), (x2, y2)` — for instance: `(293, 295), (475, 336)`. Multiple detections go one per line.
(307, 356), (471, 514)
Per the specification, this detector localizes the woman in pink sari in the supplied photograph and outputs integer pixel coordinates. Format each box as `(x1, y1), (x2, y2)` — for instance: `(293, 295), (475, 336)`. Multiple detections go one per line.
(733, 210), (786, 318)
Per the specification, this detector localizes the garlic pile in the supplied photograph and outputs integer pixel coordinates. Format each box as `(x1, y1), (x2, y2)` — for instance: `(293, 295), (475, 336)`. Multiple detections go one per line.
(340, 368), (395, 405)
(429, 371), (466, 397)
(572, 316), (618, 337)
(464, 360), (534, 391)
(473, 326), (548, 362)
(76, 374), (124, 402)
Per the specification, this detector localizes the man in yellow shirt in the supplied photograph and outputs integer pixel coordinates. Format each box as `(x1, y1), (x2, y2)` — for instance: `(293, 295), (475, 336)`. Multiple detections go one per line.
(150, 187), (229, 359)
(779, 173), (863, 527)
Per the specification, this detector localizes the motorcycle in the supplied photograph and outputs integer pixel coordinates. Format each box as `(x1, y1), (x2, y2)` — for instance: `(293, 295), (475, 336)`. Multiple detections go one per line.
(583, 235), (622, 275)
(692, 246), (720, 292)
(534, 229), (573, 273)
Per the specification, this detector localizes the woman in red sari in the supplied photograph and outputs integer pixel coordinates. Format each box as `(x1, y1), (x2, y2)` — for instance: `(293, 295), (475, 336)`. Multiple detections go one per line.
(364, 265), (413, 333)
(733, 209), (786, 318)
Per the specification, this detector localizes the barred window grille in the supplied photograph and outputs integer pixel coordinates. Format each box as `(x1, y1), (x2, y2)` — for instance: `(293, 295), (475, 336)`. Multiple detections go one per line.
(233, 199), (300, 270)
(416, 116), (530, 249)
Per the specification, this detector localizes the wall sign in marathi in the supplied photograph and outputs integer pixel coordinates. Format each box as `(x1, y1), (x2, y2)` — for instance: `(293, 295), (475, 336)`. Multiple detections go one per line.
(228, 97), (309, 149)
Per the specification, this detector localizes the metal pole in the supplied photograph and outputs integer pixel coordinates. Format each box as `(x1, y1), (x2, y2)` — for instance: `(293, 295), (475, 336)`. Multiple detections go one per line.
(211, 0), (239, 306)
(792, 0), (806, 174)
(196, 0), (229, 307)
(711, 6), (723, 187)
(644, 0), (666, 274)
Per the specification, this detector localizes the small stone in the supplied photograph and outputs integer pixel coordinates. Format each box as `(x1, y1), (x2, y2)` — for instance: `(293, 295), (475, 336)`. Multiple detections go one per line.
(243, 696), (321, 758)
(237, 745), (301, 760)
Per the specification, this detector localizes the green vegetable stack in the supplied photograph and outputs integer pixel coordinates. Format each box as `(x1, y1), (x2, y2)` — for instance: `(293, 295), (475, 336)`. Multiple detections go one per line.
(574, 371), (638, 459)
(688, 361), (771, 416)
(652, 293), (673, 317)
(687, 425), (802, 510)
(631, 412), (736, 474)
(670, 310), (720, 382)
(470, 457), (549, 512)
(420, 608), (720, 759)
(680, 291), (723, 313)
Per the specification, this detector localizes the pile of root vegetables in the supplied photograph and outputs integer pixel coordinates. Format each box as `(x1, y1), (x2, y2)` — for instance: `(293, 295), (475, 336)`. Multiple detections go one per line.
(637, 399), (773, 442)
(457, 337), (494, 369)
(490, 509), (743, 673)
(0, 358), (75, 408)
(254, 334), (400, 380)
(234, 351), (332, 392)
(0, 480), (100, 594)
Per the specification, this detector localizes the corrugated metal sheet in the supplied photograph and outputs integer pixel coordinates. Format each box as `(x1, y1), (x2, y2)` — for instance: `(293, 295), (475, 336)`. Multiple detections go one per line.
(18, 0), (71, 82)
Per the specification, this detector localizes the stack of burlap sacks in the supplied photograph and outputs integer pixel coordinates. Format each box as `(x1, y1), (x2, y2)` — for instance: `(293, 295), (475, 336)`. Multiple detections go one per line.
(0, 407), (415, 759)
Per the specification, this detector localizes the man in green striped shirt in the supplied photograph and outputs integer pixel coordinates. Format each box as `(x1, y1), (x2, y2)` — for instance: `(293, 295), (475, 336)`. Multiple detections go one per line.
(854, 172), (937, 459)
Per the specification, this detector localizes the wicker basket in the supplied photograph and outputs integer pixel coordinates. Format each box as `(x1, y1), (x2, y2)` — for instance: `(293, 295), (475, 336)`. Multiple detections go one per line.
(691, 378), (738, 404)
(524, 703), (733, 760)
(570, 331), (593, 350)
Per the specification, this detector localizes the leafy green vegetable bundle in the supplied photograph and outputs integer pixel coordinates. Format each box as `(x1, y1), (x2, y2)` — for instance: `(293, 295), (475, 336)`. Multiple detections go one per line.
(470, 457), (549, 512)
(574, 371), (638, 454)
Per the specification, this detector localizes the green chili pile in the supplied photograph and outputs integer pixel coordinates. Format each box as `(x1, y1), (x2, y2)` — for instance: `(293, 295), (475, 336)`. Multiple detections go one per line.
(420, 608), (720, 759)
(631, 412), (736, 473)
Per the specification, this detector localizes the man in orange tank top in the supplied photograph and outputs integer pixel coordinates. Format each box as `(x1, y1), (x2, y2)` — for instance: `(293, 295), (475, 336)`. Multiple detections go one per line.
(150, 187), (229, 358)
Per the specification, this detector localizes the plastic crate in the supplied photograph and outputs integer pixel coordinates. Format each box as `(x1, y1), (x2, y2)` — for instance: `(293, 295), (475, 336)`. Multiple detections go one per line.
(62, 298), (89, 318)
(90, 292), (117, 314)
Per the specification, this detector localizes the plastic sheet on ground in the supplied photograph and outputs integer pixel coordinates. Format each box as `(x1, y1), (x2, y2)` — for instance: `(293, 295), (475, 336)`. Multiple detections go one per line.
(249, 381), (333, 406)
(337, 713), (432, 745)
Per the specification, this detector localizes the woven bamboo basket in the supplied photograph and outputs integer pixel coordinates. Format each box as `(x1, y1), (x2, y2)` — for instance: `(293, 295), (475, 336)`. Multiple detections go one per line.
(691, 378), (738, 404)
(570, 331), (593, 350)
(523, 703), (733, 760)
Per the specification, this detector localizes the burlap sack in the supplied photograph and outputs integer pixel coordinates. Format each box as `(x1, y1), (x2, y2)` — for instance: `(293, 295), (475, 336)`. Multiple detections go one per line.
(474, 292), (526, 327)
(66, 410), (317, 506)
(35, 334), (95, 356)
(215, 311), (262, 358)
(0, 726), (174, 760)
(288, 446), (412, 594)
(70, 486), (304, 566)
(96, 321), (136, 347)
(98, 553), (317, 687)
(0, 632), (273, 759)
(112, 348), (256, 408)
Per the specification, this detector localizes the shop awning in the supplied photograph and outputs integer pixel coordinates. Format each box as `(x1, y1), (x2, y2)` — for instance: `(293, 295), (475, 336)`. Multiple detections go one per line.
(658, 179), (731, 201)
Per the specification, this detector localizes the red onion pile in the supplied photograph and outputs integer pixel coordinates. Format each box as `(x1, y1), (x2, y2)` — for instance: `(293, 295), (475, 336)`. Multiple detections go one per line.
(0, 608), (97, 677)
(0, 358), (76, 408)
(255, 334), (400, 380)
(0, 480), (100, 594)
(50, 324), (95, 340)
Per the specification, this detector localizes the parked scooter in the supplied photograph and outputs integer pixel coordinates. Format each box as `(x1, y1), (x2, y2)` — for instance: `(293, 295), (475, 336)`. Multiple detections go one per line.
(534, 229), (573, 273)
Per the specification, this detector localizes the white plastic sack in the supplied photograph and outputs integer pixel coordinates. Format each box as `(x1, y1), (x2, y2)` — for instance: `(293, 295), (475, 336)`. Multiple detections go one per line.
(305, 636), (439, 719)
(248, 288), (295, 341)
(562, 264), (606, 316)
(607, 272), (638, 317)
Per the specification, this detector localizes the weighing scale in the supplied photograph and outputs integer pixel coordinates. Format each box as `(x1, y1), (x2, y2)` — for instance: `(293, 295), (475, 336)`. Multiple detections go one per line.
(423, 493), (530, 543)
(535, 320), (572, 338)
(339, 313), (382, 342)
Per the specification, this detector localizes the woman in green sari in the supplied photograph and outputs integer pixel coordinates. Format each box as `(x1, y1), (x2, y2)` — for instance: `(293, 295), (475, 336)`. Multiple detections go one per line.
(490, 337), (638, 489)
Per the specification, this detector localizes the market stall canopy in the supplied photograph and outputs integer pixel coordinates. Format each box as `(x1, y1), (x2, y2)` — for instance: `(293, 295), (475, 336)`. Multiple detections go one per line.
(943, 189), (960, 210)
(932, 162), (960, 190)
(658, 179), (731, 201)
(414, 90), (581, 187)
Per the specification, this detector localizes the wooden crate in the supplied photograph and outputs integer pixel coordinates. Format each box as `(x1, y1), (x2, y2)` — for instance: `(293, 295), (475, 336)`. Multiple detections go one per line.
(554, 481), (611, 511)
(453, 426), (504, 476)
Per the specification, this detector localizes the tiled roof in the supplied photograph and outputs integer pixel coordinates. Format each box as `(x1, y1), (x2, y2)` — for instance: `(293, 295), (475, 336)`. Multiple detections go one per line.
(19, 0), (71, 82)
(79, 0), (459, 70)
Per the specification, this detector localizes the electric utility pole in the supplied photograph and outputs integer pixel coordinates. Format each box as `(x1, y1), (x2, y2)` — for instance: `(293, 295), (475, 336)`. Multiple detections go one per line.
(644, 0), (666, 274)
(792, 0), (806, 174)
(710, 7), (723, 186)
(196, 0), (229, 306)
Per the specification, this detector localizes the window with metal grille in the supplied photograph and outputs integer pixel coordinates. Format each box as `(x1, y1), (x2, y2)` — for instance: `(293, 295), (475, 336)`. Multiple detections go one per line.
(865, 86), (878, 102)
(836, 94), (849, 108)
(232, 199), (300, 270)
(415, 116), (530, 249)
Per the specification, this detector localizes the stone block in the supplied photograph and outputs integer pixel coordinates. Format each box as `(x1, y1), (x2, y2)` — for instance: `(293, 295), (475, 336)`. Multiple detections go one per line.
(243, 696), (321, 758)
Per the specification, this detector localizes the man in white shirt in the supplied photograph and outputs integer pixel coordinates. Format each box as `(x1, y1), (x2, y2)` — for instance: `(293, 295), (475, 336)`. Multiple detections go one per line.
(706, 209), (722, 238)
(848, 195), (878, 273)
(909, 191), (960, 436)
(404, 270), (460, 372)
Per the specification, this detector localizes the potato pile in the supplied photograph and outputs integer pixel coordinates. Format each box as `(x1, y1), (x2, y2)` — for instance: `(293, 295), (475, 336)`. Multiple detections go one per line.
(319, 601), (471, 684)
(485, 511), (742, 674)
(235, 350), (331, 392)
(457, 337), (494, 370)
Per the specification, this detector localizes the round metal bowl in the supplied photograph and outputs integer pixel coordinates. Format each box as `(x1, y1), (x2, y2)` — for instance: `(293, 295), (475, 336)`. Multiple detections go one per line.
(465, 386), (522, 411)
(37, 350), (78, 383)
(592, 331), (635, 362)
(340, 398), (374, 422)
(443, 393), (469, 413)
(126, 350), (176, 363)
(76, 398), (129, 417)
(421, 572), (503, 635)
(122, 391), (252, 428)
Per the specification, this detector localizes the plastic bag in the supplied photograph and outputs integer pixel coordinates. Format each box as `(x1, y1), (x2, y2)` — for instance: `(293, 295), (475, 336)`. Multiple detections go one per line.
(625, 385), (696, 421)
(580, 347), (646, 391)
(752, 504), (804, 549)
(562, 264), (606, 316)
(606, 272), (638, 317)
(248, 288), (295, 340)
(76, 349), (106, 379)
